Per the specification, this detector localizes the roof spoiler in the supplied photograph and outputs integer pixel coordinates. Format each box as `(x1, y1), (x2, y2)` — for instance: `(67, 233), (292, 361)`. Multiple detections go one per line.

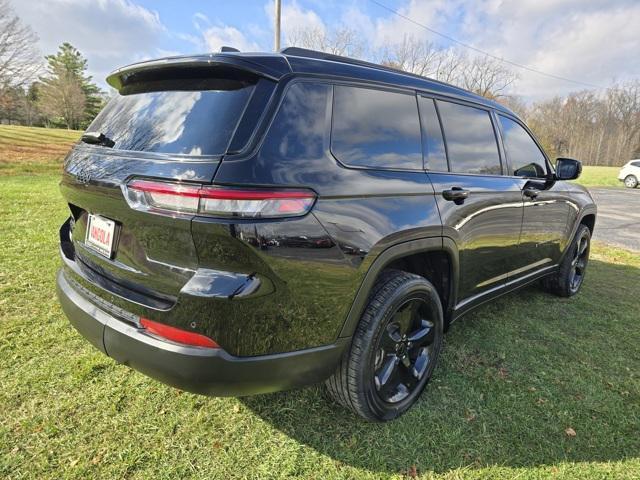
(106, 53), (290, 92)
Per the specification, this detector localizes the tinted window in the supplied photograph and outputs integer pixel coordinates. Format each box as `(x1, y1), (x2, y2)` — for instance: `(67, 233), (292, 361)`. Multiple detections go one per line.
(436, 100), (501, 175)
(499, 116), (547, 177)
(332, 86), (422, 170)
(419, 97), (448, 171)
(262, 82), (330, 162)
(87, 85), (254, 155)
(631, 161), (640, 167)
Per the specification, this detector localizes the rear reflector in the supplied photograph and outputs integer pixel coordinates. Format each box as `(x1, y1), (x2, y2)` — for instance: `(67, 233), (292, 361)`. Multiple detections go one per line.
(140, 317), (219, 349)
(124, 180), (316, 218)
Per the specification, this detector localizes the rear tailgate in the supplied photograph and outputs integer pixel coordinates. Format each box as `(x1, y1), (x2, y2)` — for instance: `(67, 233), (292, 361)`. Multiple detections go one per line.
(61, 149), (218, 300)
(60, 60), (271, 302)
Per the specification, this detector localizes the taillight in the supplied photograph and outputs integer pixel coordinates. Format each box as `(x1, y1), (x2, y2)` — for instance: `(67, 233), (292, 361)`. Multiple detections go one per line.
(124, 180), (316, 218)
(140, 317), (219, 349)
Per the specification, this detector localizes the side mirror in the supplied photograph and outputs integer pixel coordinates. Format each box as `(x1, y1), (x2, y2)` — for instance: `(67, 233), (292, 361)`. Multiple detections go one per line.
(555, 158), (582, 180)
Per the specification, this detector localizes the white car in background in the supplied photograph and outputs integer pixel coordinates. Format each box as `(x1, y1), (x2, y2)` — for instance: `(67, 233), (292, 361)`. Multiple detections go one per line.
(618, 160), (640, 188)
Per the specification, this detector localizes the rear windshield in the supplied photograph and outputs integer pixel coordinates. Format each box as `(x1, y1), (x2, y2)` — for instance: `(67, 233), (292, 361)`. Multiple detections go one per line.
(87, 83), (254, 156)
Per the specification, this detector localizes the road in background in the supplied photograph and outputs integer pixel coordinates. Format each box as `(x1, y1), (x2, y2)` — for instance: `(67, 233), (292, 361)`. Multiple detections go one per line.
(588, 187), (640, 251)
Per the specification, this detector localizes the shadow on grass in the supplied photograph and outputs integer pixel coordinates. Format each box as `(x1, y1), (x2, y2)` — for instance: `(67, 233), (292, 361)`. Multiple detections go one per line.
(241, 258), (640, 474)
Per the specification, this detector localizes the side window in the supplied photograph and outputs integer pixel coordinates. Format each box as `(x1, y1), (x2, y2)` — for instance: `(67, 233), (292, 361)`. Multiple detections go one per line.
(631, 161), (640, 167)
(499, 115), (548, 178)
(418, 97), (448, 171)
(331, 86), (422, 170)
(262, 82), (330, 162)
(436, 100), (502, 175)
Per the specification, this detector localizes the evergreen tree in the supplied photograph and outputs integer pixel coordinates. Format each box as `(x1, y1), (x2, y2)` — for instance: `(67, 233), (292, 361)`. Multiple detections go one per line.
(38, 43), (104, 129)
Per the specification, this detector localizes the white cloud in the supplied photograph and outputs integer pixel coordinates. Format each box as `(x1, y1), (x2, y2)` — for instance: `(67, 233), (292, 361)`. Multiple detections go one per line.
(201, 24), (261, 53)
(264, 0), (327, 47)
(369, 0), (456, 50)
(183, 12), (263, 54)
(345, 0), (640, 99)
(11, 0), (165, 86)
(459, 0), (640, 98)
(10, 0), (639, 100)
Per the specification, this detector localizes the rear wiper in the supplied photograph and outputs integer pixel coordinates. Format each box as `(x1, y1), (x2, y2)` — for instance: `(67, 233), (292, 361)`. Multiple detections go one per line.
(81, 131), (115, 148)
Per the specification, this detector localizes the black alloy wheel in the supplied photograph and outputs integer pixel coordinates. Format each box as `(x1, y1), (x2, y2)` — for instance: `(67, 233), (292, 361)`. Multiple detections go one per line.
(326, 270), (444, 421)
(569, 228), (590, 294)
(542, 224), (591, 297)
(372, 298), (437, 403)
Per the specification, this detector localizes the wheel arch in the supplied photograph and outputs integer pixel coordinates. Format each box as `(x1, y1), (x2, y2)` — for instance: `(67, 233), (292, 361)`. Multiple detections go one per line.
(560, 206), (597, 263)
(338, 237), (459, 338)
(580, 212), (596, 235)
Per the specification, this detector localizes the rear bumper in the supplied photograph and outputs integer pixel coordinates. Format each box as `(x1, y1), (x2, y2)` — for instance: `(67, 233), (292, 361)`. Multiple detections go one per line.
(56, 269), (349, 396)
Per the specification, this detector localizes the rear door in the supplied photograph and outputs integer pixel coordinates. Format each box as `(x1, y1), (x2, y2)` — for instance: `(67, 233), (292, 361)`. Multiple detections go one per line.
(421, 97), (524, 305)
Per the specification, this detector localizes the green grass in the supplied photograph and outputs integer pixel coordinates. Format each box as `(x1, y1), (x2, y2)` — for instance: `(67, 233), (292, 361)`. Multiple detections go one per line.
(572, 166), (622, 188)
(1, 127), (639, 478)
(1, 173), (639, 479)
(0, 125), (81, 176)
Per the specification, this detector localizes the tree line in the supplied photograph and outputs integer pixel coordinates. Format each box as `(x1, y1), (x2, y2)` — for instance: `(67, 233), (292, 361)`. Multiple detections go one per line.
(0, 0), (638, 165)
(522, 84), (640, 166)
(0, 0), (104, 130)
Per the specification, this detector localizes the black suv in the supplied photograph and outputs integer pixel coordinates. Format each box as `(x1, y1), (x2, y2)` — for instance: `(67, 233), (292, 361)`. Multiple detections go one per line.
(56, 48), (597, 421)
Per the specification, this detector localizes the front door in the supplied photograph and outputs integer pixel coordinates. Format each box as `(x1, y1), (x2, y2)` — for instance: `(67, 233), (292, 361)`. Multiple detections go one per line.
(496, 114), (573, 278)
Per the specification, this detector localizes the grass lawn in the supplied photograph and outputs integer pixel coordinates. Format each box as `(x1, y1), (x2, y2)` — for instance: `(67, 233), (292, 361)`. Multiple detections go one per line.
(572, 166), (623, 188)
(0, 125), (81, 176)
(1, 129), (639, 479)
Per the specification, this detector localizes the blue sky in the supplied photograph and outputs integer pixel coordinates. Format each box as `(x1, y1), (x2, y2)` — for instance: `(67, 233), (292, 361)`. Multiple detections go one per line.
(10, 0), (640, 99)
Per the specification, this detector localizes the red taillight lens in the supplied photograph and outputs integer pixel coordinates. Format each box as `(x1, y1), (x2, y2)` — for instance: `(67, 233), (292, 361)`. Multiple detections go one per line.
(124, 180), (316, 218)
(140, 317), (219, 349)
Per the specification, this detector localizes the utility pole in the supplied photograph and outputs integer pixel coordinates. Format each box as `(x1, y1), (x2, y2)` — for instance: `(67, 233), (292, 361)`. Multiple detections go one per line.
(274, 0), (281, 52)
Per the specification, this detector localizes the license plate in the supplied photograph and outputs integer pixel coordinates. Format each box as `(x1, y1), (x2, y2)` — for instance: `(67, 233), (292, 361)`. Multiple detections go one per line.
(85, 214), (116, 258)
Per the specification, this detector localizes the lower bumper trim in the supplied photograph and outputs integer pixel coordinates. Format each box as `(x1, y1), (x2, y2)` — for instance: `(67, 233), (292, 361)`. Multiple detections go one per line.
(56, 269), (349, 396)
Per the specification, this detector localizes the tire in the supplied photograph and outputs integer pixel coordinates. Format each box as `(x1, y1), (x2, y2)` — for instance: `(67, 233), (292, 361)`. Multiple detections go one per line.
(624, 175), (638, 188)
(326, 270), (444, 421)
(542, 224), (591, 297)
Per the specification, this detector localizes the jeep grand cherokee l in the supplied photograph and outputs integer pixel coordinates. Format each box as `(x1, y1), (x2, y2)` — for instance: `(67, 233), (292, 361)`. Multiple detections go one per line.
(56, 48), (597, 421)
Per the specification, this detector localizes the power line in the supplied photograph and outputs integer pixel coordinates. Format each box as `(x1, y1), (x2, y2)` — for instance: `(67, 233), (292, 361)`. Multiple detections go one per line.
(369, 0), (604, 89)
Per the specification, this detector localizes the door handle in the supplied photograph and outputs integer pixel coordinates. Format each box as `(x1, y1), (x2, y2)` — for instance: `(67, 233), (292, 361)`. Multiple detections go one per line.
(523, 187), (540, 199)
(442, 187), (470, 204)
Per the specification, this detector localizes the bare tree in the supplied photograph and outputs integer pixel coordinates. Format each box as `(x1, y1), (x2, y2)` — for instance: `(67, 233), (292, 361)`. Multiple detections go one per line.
(0, 0), (41, 89)
(459, 55), (519, 99)
(381, 38), (467, 83)
(286, 27), (364, 58)
(380, 36), (516, 99)
(38, 71), (85, 130)
(428, 48), (466, 84)
(497, 95), (528, 118)
(381, 36), (439, 76)
(526, 81), (640, 165)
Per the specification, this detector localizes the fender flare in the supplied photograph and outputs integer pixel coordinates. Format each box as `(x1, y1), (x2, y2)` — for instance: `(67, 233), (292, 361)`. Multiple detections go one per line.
(338, 236), (459, 338)
(559, 205), (597, 263)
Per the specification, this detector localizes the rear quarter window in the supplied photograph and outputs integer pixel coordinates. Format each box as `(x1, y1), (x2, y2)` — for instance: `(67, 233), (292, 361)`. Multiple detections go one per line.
(331, 86), (422, 170)
(87, 82), (254, 156)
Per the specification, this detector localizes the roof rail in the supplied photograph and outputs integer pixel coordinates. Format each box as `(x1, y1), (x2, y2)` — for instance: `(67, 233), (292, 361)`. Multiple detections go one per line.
(280, 46), (434, 83)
